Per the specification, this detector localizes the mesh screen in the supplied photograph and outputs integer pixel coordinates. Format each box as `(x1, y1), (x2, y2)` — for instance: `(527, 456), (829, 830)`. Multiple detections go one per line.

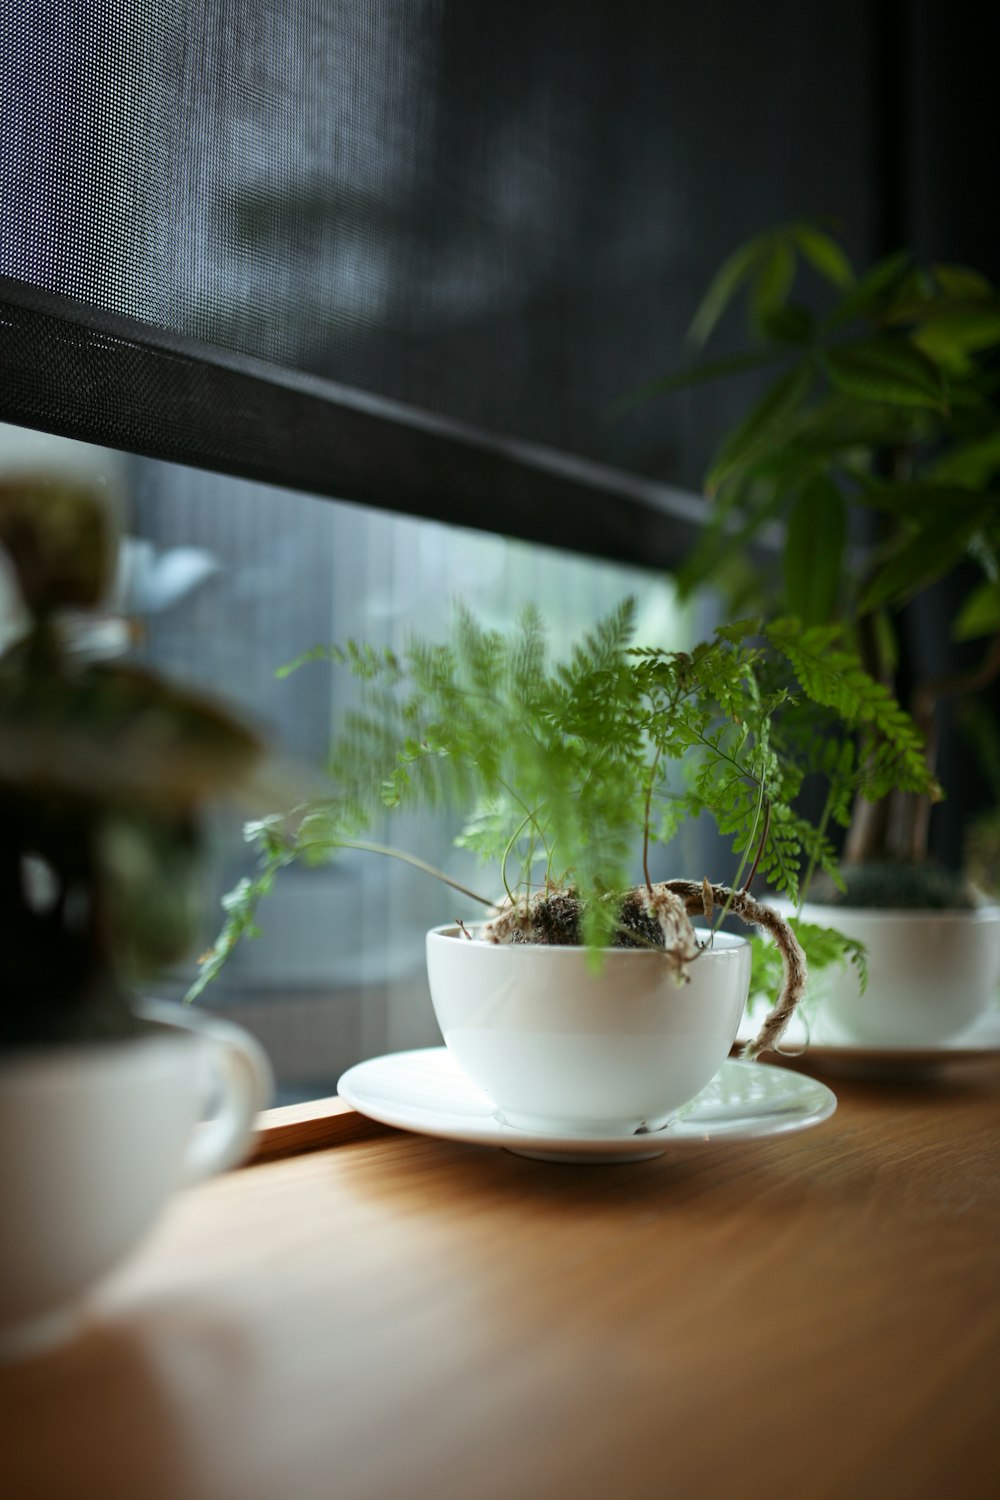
(1, 0), (877, 539)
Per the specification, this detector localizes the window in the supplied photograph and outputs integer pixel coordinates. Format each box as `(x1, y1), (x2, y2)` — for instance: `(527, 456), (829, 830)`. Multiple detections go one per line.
(1, 423), (686, 1102)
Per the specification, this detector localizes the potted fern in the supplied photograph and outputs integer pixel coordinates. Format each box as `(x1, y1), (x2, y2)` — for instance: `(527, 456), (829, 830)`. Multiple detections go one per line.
(0, 477), (272, 1360)
(643, 223), (1000, 1045)
(194, 596), (933, 1126)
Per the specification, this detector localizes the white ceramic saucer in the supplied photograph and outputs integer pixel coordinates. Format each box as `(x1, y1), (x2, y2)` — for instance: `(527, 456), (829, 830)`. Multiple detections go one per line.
(736, 1006), (1000, 1080)
(337, 1048), (837, 1163)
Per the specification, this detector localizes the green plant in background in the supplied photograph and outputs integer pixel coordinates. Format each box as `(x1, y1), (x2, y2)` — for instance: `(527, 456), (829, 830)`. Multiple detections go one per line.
(643, 222), (1000, 895)
(0, 477), (267, 1049)
(193, 598), (937, 1042)
(959, 698), (1000, 898)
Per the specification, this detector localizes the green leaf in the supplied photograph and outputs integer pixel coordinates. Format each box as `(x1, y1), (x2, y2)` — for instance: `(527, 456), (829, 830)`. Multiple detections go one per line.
(688, 236), (766, 348)
(792, 225), (855, 289)
(954, 582), (1000, 641)
(860, 507), (989, 612)
(872, 608), (899, 676)
(913, 309), (1000, 363)
(824, 337), (948, 411)
(712, 615), (764, 645)
(674, 485), (786, 601)
(853, 483), (997, 518)
(825, 249), (912, 329)
(933, 264), (993, 299)
(883, 294), (1000, 326)
(706, 362), (813, 493)
(610, 347), (791, 414)
(750, 240), (796, 334)
(796, 920), (868, 990)
(929, 432), (1000, 487)
(275, 643), (342, 679)
(761, 304), (814, 344)
(767, 618), (938, 800)
(783, 477), (846, 626)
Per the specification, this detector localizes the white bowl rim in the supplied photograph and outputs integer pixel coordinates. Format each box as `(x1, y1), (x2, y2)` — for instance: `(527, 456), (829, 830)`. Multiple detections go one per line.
(428, 922), (749, 956)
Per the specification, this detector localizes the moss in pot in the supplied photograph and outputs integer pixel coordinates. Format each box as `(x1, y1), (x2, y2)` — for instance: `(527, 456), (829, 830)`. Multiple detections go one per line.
(194, 598), (935, 1116)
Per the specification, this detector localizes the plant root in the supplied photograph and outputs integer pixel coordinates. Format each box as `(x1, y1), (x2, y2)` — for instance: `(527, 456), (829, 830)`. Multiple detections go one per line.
(642, 884), (703, 978)
(484, 890), (586, 946)
(659, 880), (807, 1060)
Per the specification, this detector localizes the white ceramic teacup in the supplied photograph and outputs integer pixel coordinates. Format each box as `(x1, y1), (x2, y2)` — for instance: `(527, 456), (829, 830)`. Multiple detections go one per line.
(0, 1000), (272, 1361)
(426, 925), (751, 1135)
(796, 903), (1000, 1046)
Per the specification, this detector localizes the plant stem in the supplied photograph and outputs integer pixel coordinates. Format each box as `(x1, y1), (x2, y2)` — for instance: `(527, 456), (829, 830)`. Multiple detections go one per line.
(729, 774), (766, 894)
(740, 800), (772, 894)
(338, 840), (499, 909)
(709, 791), (770, 938)
(500, 809), (537, 905)
(498, 778), (552, 874)
(798, 784), (834, 912)
(642, 746), (663, 893)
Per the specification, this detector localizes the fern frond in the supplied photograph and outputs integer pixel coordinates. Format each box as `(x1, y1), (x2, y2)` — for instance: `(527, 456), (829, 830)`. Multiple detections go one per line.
(767, 617), (938, 799)
(195, 596), (935, 988)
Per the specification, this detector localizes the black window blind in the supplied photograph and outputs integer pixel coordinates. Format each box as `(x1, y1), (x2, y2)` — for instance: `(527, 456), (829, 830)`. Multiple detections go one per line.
(0, 0), (958, 566)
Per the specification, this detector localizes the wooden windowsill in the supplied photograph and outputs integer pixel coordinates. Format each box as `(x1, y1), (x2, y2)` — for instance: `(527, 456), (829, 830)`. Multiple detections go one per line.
(247, 1094), (393, 1165)
(5, 1052), (1000, 1500)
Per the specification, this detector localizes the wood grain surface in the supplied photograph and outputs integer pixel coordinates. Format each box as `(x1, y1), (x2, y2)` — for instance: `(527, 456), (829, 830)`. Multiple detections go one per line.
(246, 1094), (393, 1165)
(2, 1057), (999, 1500)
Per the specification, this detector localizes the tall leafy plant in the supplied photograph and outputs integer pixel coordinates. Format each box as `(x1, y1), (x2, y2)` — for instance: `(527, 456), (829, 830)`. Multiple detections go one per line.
(640, 223), (1000, 869)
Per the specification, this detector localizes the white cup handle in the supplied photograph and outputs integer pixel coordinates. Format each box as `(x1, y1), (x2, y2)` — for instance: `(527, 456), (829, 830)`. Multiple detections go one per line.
(136, 1000), (273, 1184)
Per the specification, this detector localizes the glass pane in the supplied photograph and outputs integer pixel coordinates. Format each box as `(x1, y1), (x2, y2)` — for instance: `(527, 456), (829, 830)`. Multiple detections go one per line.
(1, 424), (692, 1103)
